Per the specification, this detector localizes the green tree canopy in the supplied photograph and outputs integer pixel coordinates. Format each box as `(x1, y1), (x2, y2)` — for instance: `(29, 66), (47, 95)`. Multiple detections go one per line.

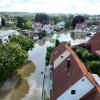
(55, 39), (60, 46)
(16, 17), (25, 29)
(0, 43), (27, 81)
(82, 50), (91, 61)
(10, 35), (34, 51)
(35, 13), (49, 24)
(89, 61), (100, 76)
(25, 20), (32, 29)
(72, 15), (85, 28)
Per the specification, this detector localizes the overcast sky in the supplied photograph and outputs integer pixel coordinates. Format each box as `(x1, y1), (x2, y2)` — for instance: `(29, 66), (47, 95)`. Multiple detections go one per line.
(0, 0), (100, 14)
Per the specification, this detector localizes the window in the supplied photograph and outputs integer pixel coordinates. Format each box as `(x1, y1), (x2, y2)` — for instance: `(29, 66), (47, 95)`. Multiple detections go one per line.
(71, 90), (76, 95)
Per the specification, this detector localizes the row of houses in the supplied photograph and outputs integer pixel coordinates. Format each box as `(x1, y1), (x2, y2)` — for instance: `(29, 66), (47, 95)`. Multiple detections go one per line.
(32, 21), (65, 34)
(21, 21), (65, 40)
(50, 32), (100, 100)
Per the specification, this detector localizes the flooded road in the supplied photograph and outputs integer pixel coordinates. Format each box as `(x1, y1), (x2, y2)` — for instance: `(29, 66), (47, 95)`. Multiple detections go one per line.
(22, 32), (95, 100)
(23, 41), (54, 100)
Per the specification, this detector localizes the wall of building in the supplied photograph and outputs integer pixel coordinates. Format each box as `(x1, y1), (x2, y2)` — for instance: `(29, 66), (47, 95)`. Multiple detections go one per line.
(0, 31), (19, 44)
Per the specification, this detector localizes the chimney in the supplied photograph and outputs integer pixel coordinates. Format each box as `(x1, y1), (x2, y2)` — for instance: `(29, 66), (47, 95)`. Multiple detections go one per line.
(67, 58), (71, 68)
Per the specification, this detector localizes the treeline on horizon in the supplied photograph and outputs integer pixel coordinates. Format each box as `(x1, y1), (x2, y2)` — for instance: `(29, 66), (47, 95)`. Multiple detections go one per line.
(0, 12), (99, 30)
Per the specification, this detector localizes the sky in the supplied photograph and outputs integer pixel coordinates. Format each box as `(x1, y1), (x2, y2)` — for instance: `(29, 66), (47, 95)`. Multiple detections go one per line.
(0, 0), (100, 14)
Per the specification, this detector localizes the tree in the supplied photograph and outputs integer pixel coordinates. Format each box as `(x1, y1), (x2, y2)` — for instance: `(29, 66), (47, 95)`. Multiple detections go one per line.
(82, 50), (91, 62)
(50, 16), (63, 24)
(35, 13), (49, 24)
(17, 17), (25, 29)
(76, 48), (87, 59)
(10, 35), (34, 51)
(0, 43), (27, 81)
(1, 18), (5, 26)
(66, 14), (73, 29)
(25, 20), (32, 29)
(38, 30), (46, 39)
(72, 15), (85, 28)
(89, 61), (100, 76)
(55, 39), (60, 46)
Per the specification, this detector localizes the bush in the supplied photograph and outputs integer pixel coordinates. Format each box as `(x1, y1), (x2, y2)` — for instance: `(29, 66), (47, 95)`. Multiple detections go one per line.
(46, 60), (49, 66)
(47, 46), (53, 53)
(76, 48), (87, 59)
(45, 46), (54, 65)
(91, 52), (100, 61)
(82, 50), (91, 62)
(55, 39), (60, 47)
(89, 61), (100, 76)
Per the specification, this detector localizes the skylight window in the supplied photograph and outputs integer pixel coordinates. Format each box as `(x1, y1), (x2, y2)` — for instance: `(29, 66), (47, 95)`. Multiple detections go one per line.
(71, 90), (76, 95)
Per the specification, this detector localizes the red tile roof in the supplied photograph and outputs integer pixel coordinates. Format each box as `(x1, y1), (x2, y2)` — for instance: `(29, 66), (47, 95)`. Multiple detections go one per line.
(88, 32), (100, 51)
(95, 50), (100, 55)
(50, 42), (100, 100)
(80, 88), (100, 100)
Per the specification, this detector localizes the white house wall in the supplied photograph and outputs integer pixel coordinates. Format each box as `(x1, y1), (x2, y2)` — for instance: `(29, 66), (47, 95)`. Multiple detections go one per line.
(57, 76), (94, 100)
(2, 36), (9, 43)
(0, 30), (20, 44)
(54, 50), (71, 69)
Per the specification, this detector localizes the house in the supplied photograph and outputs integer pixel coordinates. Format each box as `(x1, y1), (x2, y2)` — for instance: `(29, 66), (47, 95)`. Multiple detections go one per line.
(88, 32), (100, 55)
(42, 24), (53, 34)
(56, 21), (65, 30)
(75, 23), (87, 32)
(0, 30), (20, 44)
(50, 42), (100, 100)
(32, 21), (42, 30)
(21, 29), (39, 40)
